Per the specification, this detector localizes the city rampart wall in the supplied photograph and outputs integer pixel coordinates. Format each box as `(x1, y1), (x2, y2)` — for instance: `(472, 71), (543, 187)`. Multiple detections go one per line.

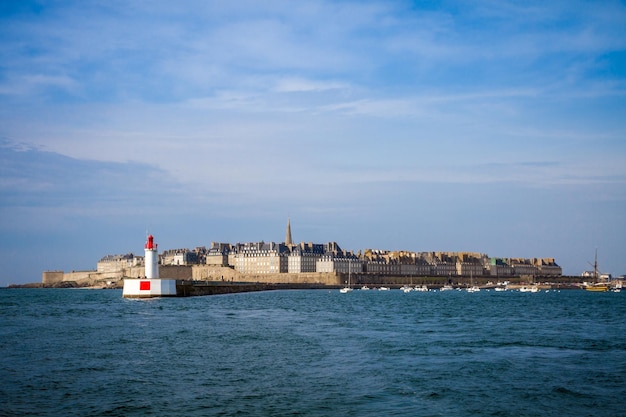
(191, 265), (340, 285)
(42, 271), (64, 284)
(160, 265), (193, 279)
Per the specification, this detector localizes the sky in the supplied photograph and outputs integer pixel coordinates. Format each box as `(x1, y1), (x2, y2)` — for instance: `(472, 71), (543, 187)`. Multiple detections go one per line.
(1, 0), (625, 285)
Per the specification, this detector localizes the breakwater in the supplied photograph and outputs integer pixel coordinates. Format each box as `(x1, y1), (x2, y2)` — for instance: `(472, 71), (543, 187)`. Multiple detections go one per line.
(175, 281), (336, 297)
(40, 266), (342, 288)
(40, 263), (593, 289)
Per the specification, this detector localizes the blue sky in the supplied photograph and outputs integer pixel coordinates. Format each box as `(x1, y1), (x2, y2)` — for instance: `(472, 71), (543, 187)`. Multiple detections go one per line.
(1, 0), (625, 285)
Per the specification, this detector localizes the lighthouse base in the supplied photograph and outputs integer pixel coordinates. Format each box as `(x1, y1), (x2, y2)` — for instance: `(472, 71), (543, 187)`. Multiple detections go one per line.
(122, 278), (178, 298)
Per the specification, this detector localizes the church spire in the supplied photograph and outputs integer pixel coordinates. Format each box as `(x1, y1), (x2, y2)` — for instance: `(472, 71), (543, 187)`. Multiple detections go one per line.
(285, 218), (293, 246)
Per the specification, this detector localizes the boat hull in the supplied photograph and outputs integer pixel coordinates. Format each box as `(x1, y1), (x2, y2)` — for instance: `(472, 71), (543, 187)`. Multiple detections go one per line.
(585, 285), (609, 292)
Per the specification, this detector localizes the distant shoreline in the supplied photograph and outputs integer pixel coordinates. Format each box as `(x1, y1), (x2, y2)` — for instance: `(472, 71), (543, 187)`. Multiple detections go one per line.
(3, 277), (610, 291)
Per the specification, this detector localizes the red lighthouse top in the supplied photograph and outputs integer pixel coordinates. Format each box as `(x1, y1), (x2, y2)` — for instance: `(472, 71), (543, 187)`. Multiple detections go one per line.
(145, 235), (157, 250)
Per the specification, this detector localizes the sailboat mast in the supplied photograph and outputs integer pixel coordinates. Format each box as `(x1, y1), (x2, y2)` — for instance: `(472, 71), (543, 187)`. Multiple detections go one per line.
(594, 249), (599, 281)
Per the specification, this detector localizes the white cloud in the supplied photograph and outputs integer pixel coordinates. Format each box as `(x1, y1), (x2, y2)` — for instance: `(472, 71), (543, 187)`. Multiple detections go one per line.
(273, 77), (349, 93)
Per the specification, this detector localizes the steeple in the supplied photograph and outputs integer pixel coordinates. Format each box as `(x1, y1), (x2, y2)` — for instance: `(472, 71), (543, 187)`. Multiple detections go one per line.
(285, 218), (293, 246)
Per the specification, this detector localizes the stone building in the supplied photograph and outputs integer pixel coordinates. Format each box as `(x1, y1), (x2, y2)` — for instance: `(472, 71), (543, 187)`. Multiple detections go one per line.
(97, 253), (141, 273)
(487, 258), (514, 277)
(535, 258), (562, 276)
(233, 241), (289, 274)
(162, 248), (198, 266)
(206, 242), (231, 267)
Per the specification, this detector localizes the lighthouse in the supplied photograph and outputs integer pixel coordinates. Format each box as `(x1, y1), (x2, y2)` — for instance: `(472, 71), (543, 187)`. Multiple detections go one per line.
(122, 234), (177, 298)
(144, 234), (159, 279)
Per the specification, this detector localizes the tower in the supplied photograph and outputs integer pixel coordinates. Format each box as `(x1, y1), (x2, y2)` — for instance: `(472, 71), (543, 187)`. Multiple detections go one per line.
(285, 218), (293, 246)
(144, 234), (159, 279)
(123, 234), (176, 298)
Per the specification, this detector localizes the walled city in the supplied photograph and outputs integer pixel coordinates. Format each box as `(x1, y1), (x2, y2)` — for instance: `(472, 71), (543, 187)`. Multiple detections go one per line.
(42, 220), (569, 288)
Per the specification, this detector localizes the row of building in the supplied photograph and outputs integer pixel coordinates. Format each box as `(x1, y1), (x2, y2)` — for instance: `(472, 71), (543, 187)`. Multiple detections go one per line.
(98, 221), (562, 277)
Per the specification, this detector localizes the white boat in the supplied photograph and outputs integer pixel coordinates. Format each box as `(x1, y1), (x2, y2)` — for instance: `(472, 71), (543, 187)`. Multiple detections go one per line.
(439, 285), (453, 291)
(612, 282), (622, 293)
(340, 262), (353, 293)
(466, 273), (479, 292)
(360, 285), (370, 291)
(519, 286), (538, 293)
(494, 286), (506, 292)
(400, 285), (413, 293)
(414, 285), (429, 292)
(379, 286), (390, 291)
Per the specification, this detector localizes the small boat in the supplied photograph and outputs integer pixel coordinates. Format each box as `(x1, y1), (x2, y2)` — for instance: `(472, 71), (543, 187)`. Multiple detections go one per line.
(379, 286), (390, 291)
(400, 285), (413, 293)
(414, 285), (429, 292)
(439, 285), (453, 291)
(340, 263), (353, 293)
(466, 273), (479, 292)
(360, 285), (370, 291)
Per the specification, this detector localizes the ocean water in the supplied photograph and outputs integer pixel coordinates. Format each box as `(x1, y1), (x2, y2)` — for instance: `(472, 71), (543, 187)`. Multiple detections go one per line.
(1, 288), (625, 417)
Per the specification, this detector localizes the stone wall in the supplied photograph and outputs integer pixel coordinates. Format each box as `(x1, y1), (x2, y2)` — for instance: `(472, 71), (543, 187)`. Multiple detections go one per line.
(190, 265), (340, 285)
(160, 265), (193, 279)
(43, 265), (341, 286)
(63, 271), (93, 282)
(42, 271), (64, 284)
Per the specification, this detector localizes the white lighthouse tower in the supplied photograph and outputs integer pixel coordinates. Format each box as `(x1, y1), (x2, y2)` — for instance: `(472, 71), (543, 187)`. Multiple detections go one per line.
(122, 234), (177, 298)
(144, 234), (159, 279)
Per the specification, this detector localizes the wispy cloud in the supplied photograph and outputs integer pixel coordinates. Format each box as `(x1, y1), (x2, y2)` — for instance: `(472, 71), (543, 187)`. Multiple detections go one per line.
(0, 139), (185, 214)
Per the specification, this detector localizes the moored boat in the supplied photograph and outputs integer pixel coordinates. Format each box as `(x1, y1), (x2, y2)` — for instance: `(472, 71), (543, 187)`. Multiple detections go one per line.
(400, 284), (413, 293)
(585, 283), (609, 292)
(584, 249), (609, 292)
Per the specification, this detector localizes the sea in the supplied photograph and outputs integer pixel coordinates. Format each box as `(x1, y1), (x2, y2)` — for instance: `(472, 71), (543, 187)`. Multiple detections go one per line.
(1, 288), (625, 417)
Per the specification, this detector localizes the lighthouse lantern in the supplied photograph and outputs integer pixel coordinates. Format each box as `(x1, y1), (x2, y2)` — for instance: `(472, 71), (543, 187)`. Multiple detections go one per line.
(144, 234), (159, 279)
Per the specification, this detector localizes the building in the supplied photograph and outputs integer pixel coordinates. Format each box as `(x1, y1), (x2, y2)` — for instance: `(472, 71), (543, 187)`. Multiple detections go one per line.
(487, 258), (514, 277)
(206, 242), (231, 267)
(317, 255), (362, 274)
(535, 258), (562, 276)
(509, 258), (539, 276)
(233, 241), (289, 274)
(92, 219), (563, 279)
(288, 242), (326, 273)
(97, 253), (142, 273)
(162, 248), (199, 266)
